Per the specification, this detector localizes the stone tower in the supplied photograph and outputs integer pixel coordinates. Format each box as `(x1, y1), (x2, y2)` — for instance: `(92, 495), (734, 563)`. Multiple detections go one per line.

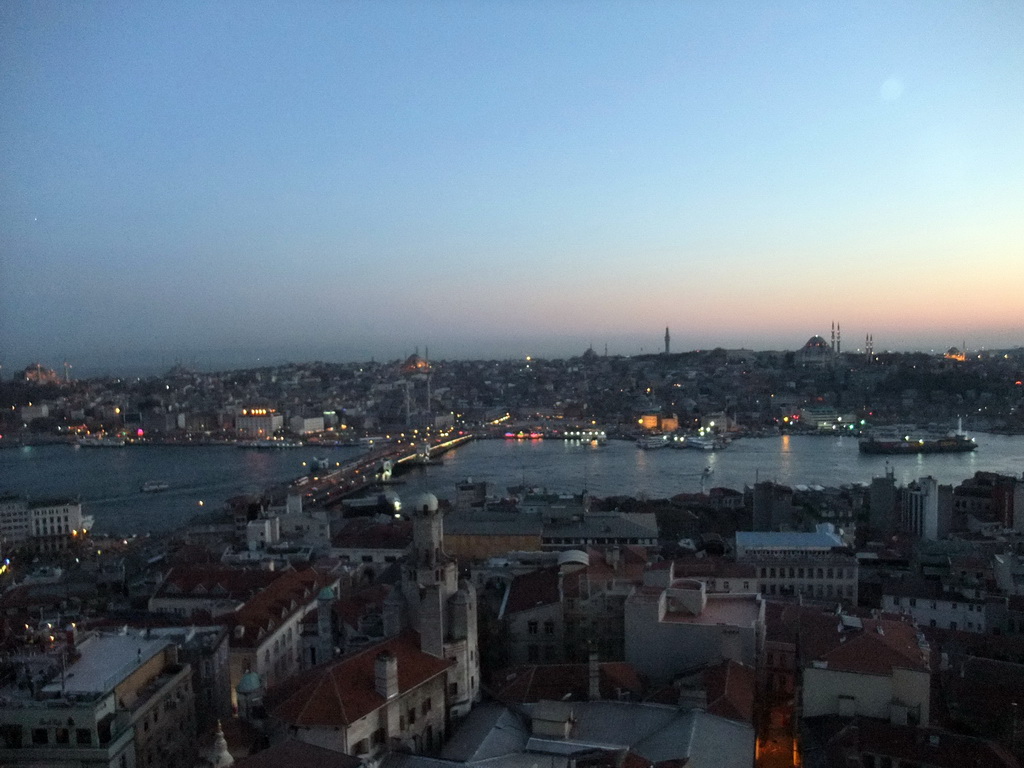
(397, 493), (481, 718)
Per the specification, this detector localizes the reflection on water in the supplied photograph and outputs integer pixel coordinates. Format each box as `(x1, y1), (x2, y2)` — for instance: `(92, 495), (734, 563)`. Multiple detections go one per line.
(2, 433), (1023, 535)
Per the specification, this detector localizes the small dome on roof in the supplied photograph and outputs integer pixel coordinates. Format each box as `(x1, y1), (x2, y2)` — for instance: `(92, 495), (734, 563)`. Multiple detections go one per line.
(412, 493), (438, 514)
(236, 671), (262, 694)
(317, 586), (335, 602)
(557, 550), (590, 568)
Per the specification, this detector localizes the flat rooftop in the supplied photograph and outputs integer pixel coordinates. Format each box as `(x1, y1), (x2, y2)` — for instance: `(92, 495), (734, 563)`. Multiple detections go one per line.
(41, 633), (171, 697)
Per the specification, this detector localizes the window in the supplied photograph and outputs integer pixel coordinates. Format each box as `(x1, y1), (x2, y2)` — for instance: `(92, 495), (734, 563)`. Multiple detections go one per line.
(543, 620), (555, 635)
(407, 707), (416, 725)
(528, 644), (540, 662)
(723, 581), (730, 590)
(55, 728), (69, 744)
(77, 728), (91, 745)
(422, 698), (432, 715)
(449, 682), (458, 697)
(32, 729), (48, 745)
(743, 581), (749, 590)
(528, 621), (538, 635)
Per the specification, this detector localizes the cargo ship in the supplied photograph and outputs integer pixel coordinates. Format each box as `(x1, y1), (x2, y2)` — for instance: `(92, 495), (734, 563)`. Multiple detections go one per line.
(858, 432), (977, 455)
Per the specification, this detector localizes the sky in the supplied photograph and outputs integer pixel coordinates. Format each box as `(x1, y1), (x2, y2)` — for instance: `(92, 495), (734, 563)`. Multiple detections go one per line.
(2, 1), (1023, 375)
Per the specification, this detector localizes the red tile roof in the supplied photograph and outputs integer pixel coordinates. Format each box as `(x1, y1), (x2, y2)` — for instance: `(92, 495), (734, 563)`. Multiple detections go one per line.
(153, 565), (283, 601)
(269, 631), (452, 727)
(230, 567), (335, 649)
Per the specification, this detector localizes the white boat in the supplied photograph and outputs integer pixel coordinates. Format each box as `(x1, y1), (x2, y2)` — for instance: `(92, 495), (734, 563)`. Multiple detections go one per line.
(683, 436), (716, 451)
(637, 435), (669, 449)
(141, 480), (169, 493)
(78, 436), (126, 447)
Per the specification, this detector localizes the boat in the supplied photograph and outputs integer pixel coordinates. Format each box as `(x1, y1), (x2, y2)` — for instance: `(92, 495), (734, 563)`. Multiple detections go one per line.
(237, 439), (303, 449)
(637, 435), (669, 449)
(307, 457), (331, 470)
(78, 435), (126, 447)
(141, 480), (169, 493)
(681, 436), (716, 451)
(859, 433), (977, 455)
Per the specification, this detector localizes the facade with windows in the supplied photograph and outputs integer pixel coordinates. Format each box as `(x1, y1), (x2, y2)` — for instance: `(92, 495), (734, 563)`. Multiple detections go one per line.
(0, 632), (196, 768)
(0, 496), (89, 552)
(736, 527), (858, 603)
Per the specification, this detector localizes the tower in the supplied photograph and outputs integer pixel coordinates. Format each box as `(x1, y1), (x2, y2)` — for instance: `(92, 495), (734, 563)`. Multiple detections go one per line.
(398, 493), (480, 717)
(664, 327), (670, 355)
(836, 324), (841, 355)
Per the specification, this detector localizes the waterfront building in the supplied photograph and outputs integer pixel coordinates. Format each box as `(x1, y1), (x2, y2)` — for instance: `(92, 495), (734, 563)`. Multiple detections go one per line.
(234, 408), (283, 437)
(288, 414), (324, 435)
(0, 495), (91, 553)
(0, 631), (197, 768)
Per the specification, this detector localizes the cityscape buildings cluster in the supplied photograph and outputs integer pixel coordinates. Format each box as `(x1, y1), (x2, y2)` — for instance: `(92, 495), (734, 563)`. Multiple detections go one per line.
(0, 341), (1022, 767)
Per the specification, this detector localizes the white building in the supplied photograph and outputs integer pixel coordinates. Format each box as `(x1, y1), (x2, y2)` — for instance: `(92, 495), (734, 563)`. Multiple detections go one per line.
(235, 408), (283, 436)
(881, 577), (987, 633)
(0, 496), (89, 552)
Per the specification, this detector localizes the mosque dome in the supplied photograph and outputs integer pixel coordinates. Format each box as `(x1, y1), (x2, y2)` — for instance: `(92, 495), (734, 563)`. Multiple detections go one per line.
(401, 354), (431, 375)
(802, 335), (830, 351)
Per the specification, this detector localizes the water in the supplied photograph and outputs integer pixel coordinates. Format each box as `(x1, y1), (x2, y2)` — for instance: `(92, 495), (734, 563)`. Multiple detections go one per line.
(0, 444), (363, 535)
(2, 435), (1023, 535)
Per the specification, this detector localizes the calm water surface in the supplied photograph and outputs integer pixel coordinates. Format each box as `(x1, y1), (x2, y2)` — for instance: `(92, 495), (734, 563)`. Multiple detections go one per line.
(2, 435), (1023, 535)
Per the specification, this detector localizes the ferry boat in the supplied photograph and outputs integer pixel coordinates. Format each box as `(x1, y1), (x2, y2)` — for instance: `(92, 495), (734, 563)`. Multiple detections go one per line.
(140, 480), (169, 493)
(78, 435), (126, 447)
(637, 434), (669, 449)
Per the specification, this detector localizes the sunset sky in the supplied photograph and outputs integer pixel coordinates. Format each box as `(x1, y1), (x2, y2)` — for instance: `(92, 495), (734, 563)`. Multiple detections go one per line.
(2, 1), (1022, 374)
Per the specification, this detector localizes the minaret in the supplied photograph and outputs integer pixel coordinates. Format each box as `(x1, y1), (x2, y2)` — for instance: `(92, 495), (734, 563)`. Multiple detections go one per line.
(664, 327), (670, 355)
(837, 323), (841, 355)
(831, 322), (836, 354)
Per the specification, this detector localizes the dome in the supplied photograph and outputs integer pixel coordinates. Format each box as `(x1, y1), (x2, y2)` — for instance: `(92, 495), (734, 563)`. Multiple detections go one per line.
(412, 493), (439, 514)
(236, 671), (262, 694)
(557, 550), (590, 568)
(803, 335), (830, 350)
(317, 586), (335, 602)
(401, 354), (431, 374)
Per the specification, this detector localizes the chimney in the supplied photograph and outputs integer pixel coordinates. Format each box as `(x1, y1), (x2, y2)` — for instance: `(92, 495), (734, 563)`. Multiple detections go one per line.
(588, 646), (600, 701)
(375, 651), (399, 700)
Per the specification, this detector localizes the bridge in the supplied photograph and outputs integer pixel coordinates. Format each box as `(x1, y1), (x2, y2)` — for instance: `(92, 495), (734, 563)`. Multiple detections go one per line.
(292, 432), (475, 508)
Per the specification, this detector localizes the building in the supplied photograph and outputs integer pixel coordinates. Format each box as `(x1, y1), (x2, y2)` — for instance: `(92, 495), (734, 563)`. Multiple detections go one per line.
(899, 476), (953, 540)
(267, 631), (452, 758)
(0, 631), (197, 768)
(736, 525), (859, 603)
(0, 495), (92, 553)
(624, 577), (765, 684)
(227, 567), (339, 706)
(800, 615), (931, 726)
(881, 576), (987, 633)
(235, 408), (283, 437)
(259, 493), (481, 761)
